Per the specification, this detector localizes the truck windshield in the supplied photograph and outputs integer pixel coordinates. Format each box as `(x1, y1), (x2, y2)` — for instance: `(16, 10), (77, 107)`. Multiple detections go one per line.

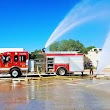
(2, 55), (10, 63)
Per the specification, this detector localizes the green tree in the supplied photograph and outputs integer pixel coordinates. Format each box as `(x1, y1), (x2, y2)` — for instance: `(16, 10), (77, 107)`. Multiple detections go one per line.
(49, 39), (95, 54)
(58, 40), (69, 51)
(86, 46), (96, 52)
(49, 41), (60, 51)
(49, 39), (85, 51)
(29, 49), (43, 59)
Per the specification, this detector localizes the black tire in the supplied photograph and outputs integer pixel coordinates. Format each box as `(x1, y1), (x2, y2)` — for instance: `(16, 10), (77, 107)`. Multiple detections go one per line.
(10, 68), (21, 78)
(56, 67), (67, 76)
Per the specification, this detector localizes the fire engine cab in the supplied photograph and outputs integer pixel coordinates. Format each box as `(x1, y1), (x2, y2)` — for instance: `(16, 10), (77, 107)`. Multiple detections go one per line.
(0, 48), (28, 78)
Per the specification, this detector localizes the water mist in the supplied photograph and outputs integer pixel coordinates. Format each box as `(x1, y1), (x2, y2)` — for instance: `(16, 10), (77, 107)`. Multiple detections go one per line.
(45, 0), (110, 48)
(96, 31), (110, 73)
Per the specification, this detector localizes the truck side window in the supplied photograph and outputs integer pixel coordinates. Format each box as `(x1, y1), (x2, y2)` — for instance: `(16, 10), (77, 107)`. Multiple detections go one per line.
(2, 56), (5, 61)
(6, 56), (10, 62)
(14, 55), (18, 62)
(2, 55), (10, 63)
(20, 55), (26, 62)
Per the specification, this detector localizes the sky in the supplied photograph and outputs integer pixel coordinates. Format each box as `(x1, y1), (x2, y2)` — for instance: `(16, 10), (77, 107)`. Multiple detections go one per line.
(0, 0), (110, 52)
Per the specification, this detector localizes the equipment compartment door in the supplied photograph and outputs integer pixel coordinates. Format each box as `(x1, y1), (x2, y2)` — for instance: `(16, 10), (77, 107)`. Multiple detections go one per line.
(69, 56), (84, 72)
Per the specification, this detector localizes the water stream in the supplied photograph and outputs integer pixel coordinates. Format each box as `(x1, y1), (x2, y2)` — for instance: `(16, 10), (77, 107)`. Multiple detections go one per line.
(45, 0), (109, 48)
(96, 31), (110, 73)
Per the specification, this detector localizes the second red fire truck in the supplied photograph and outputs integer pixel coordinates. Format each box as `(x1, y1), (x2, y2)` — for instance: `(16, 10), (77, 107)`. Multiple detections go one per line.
(44, 51), (84, 75)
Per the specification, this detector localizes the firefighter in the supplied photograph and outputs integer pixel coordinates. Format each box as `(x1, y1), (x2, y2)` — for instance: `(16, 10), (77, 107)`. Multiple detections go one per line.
(89, 61), (93, 75)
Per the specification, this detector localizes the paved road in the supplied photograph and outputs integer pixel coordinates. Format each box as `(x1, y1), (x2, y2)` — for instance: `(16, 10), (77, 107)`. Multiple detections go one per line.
(0, 69), (110, 78)
(0, 78), (110, 110)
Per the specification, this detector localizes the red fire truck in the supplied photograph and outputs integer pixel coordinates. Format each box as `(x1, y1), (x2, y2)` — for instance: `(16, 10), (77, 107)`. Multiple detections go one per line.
(44, 51), (84, 75)
(0, 48), (84, 77)
(0, 48), (28, 78)
(35, 50), (84, 75)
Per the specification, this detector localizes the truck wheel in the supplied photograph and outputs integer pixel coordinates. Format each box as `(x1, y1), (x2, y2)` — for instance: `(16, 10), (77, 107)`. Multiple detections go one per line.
(10, 68), (20, 78)
(57, 67), (67, 76)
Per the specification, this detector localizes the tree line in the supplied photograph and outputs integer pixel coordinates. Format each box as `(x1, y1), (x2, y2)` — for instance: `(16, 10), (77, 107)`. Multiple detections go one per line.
(30, 39), (95, 59)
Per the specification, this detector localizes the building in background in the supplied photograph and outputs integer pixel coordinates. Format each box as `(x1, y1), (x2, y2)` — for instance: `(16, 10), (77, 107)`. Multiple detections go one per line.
(41, 48), (108, 69)
(85, 48), (102, 68)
